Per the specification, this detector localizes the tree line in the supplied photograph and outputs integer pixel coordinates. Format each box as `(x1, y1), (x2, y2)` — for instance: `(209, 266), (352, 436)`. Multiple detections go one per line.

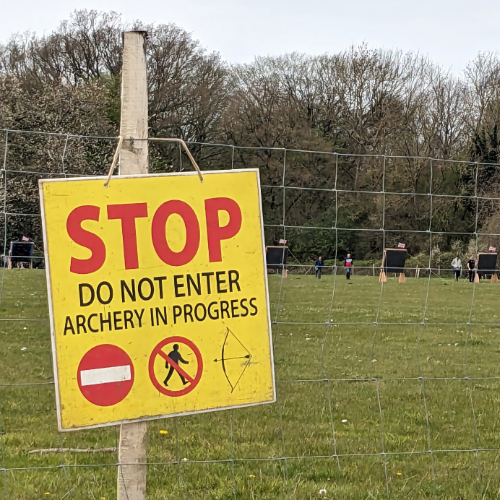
(1, 10), (500, 263)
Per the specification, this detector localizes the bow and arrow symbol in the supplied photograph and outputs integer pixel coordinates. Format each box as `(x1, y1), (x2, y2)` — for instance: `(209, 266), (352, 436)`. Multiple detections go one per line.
(214, 327), (252, 393)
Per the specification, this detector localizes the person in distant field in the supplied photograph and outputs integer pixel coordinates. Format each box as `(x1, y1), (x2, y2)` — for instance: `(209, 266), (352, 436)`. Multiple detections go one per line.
(315, 256), (324, 279)
(344, 253), (353, 280)
(467, 257), (476, 283)
(451, 255), (462, 281)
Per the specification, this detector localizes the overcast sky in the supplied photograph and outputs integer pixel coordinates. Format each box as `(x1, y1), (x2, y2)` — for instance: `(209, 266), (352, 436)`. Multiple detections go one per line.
(1, 0), (499, 73)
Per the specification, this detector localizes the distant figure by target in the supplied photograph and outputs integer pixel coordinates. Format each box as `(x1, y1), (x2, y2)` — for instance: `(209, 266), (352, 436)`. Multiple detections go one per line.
(451, 255), (462, 281)
(315, 256), (324, 279)
(467, 256), (476, 283)
(344, 253), (353, 281)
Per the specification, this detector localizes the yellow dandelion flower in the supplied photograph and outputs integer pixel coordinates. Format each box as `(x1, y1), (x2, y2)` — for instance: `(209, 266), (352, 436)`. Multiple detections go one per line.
(248, 474), (255, 478)
(397, 472), (402, 476)
(159, 430), (168, 435)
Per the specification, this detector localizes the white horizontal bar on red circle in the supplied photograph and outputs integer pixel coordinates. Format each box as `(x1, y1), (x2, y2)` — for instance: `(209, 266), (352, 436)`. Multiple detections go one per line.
(80, 365), (132, 386)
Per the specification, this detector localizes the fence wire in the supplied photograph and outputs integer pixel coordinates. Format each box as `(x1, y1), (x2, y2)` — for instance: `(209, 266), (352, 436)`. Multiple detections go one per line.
(1, 129), (500, 498)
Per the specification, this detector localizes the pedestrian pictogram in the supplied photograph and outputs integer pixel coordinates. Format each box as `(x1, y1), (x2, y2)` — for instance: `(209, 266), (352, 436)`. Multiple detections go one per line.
(77, 345), (134, 407)
(149, 336), (203, 397)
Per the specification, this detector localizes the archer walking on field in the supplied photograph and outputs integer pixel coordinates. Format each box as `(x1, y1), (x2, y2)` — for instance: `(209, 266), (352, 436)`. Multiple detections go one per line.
(467, 257), (476, 283)
(344, 253), (353, 280)
(451, 255), (461, 281)
(315, 256), (324, 279)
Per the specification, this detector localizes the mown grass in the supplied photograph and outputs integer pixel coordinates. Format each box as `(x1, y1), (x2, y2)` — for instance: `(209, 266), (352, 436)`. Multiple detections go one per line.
(2, 268), (500, 498)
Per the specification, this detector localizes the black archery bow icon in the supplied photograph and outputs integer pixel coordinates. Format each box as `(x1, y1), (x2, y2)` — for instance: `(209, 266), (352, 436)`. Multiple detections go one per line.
(214, 327), (252, 393)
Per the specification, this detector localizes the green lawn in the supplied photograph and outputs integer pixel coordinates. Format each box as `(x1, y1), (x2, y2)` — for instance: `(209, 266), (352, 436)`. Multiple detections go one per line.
(2, 269), (500, 498)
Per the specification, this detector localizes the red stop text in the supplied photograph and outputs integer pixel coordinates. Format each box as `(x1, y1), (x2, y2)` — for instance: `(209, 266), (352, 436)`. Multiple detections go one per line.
(66, 198), (242, 274)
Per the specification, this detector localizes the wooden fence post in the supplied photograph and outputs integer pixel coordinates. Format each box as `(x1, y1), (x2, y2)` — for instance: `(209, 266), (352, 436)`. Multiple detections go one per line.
(117, 30), (149, 500)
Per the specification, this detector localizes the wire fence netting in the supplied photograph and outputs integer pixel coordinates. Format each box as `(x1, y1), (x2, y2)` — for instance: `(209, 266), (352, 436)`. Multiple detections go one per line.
(2, 129), (500, 498)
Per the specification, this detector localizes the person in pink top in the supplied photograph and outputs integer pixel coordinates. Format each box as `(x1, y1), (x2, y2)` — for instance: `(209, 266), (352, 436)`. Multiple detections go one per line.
(344, 253), (353, 280)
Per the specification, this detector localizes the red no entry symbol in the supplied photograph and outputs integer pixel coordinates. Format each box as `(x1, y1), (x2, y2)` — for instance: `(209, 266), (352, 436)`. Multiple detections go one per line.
(148, 336), (203, 397)
(77, 344), (134, 407)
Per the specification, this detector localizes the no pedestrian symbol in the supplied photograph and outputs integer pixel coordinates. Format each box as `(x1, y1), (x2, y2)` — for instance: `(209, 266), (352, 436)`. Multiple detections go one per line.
(149, 336), (203, 397)
(77, 344), (134, 407)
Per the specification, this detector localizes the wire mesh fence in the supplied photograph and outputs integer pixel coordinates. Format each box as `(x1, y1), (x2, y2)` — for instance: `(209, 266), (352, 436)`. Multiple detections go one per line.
(2, 128), (500, 498)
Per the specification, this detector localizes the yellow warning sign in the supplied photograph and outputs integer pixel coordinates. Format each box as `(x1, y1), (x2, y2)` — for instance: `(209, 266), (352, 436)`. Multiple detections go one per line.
(39, 170), (275, 431)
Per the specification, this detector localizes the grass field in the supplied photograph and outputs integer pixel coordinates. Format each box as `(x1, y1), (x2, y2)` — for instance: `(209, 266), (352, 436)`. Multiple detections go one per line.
(2, 268), (500, 499)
